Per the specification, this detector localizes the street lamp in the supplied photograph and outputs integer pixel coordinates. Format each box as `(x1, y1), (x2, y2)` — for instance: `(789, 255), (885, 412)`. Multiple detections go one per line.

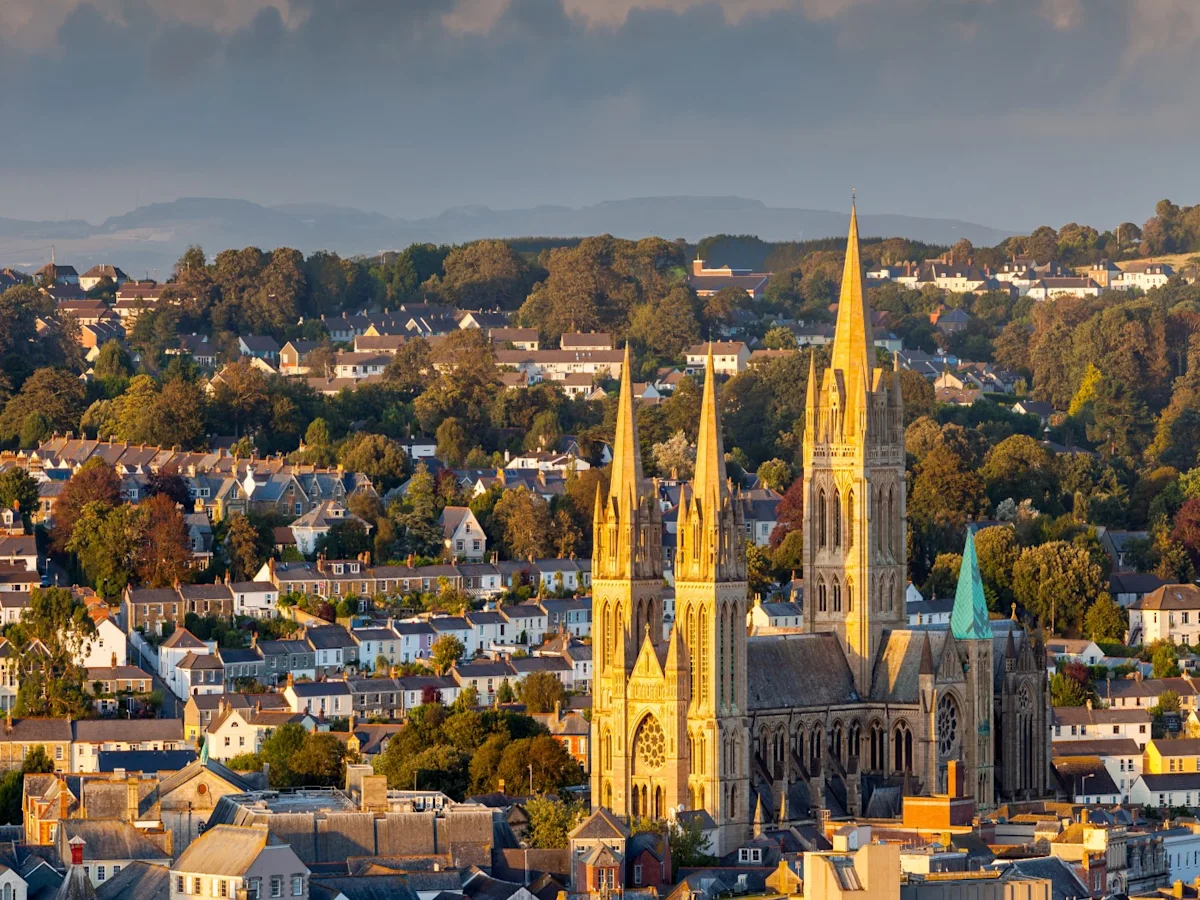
(1078, 772), (1094, 804)
(528, 763), (534, 795)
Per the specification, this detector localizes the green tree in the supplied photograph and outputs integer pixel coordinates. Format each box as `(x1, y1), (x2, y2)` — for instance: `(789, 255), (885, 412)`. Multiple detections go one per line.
(1049, 670), (1090, 707)
(492, 488), (555, 560)
(1012, 541), (1105, 635)
(338, 433), (409, 491)
(651, 431), (695, 480)
(974, 526), (1021, 612)
(924, 553), (962, 600)
(0, 467), (39, 529)
(259, 722), (309, 788)
(431, 634), (465, 675)
(763, 327), (798, 350)
(524, 796), (586, 848)
(755, 458), (792, 491)
(1153, 642), (1182, 679)
(520, 671), (567, 714)
(436, 240), (532, 309)
(436, 417), (469, 467)
(290, 733), (349, 788)
(496, 678), (516, 704)
(496, 734), (585, 795)
(1083, 593), (1127, 643)
(67, 501), (146, 599)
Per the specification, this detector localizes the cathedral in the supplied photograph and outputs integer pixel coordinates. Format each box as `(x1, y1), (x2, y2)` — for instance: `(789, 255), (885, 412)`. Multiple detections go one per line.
(589, 205), (1050, 853)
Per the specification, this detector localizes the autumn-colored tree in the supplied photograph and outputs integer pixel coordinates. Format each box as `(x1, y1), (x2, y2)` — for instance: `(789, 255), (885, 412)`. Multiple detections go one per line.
(520, 671), (568, 714)
(52, 459), (122, 553)
(137, 493), (192, 588)
(769, 478), (804, 548)
(227, 514), (265, 581)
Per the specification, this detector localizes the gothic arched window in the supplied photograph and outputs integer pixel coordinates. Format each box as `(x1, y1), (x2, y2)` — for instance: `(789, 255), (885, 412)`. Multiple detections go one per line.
(849, 722), (862, 759)
(818, 490), (827, 549)
(893, 721), (913, 773)
(833, 489), (842, 548)
(818, 580), (828, 613)
(832, 579), (842, 613)
(887, 487), (896, 556)
(846, 490), (855, 550)
(937, 693), (960, 760)
(845, 577), (854, 613)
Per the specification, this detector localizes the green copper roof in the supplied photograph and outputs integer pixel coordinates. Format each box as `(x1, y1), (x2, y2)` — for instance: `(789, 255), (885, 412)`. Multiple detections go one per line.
(951, 527), (991, 641)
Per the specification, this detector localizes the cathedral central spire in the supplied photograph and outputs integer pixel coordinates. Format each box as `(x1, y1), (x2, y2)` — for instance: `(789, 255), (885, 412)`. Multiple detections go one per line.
(830, 201), (871, 380)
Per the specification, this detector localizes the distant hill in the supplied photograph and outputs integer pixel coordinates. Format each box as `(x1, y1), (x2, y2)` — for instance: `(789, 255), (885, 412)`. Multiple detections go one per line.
(0, 195), (1013, 274)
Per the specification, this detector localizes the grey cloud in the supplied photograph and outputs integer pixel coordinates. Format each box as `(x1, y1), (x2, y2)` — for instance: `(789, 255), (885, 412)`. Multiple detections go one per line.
(0, 0), (1197, 228)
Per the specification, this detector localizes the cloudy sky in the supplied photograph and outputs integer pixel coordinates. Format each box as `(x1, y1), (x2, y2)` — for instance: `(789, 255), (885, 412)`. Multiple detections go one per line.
(1, 0), (1198, 231)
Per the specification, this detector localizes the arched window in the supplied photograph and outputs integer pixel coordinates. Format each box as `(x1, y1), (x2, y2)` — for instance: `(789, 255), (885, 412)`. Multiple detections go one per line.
(832, 579), (842, 613)
(831, 722), (844, 764)
(599, 601), (609, 669)
(889, 574), (898, 613)
(874, 489), (882, 553)
(845, 577), (854, 614)
(893, 722), (913, 773)
(887, 487), (895, 555)
(809, 726), (823, 771)
(849, 722), (861, 759)
(937, 693), (960, 760)
(818, 490), (827, 548)
(869, 721), (884, 771)
(833, 489), (842, 548)
(846, 490), (855, 549)
(818, 580), (828, 613)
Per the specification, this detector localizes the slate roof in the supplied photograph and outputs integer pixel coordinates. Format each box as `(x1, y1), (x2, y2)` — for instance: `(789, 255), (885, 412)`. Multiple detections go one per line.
(95, 860), (170, 900)
(56, 820), (171, 864)
(746, 634), (859, 710)
(161, 628), (206, 650)
(73, 719), (184, 743)
(97, 750), (197, 773)
(1132, 584), (1200, 611)
(306, 625), (356, 650)
(311, 875), (420, 900)
(569, 808), (630, 840)
(173, 824), (275, 875)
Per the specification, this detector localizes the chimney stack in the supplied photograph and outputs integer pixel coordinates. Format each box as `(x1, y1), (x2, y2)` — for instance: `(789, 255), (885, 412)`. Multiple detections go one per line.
(69, 836), (85, 866)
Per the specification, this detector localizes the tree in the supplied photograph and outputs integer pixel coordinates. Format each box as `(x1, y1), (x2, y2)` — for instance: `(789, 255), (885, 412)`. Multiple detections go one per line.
(1083, 593), (1127, 643)
(524, 796), (585, 848)
(1012, 541), (1105, 635)
(338, 433), (409, 491)
(437, 240), (532, 309)
(755, 459), (792, 492)
(1049, 669), (1090, 707)
(453, 685), (480, 712)
(1153, 642), (1182, 679)
(492, 488), (555, 560)
(227, 514), (266, 581)
(436, 417), (469, 467)
(763, 327), (798, 350)
(496, 678), (516, 704)
(520, 671), (568, 714)
(909, 445), (988, 528)
(924, 553), (962, 600)
(651, 431), (695, 480)
(431, 634), (465, 675)
(137, 493), (192, 588)
(667, 817), (717, 877)
(974, 526), (1021, 612)
(896, 369), (935, 425)
(0, 467), (39, 529)
(290, 733), (349, 787)
(980, 435), (1056, 509)
(496, 734), (585, 795)
(769, 478), (804, 547)
(93, 339), (133, 383)
(0, 367), (88, 444)
(259, 723), (309, 788)
(67, 501), (145, 599)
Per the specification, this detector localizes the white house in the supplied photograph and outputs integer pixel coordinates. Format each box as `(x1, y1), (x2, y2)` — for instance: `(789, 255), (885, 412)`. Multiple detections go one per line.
(158, 628), (216, 699)
(76, 615), (128, 669)
(229, 581), (278, 619)
(283, 677), (352, 718)
(1026, 277), (1102, 300)
(352, 626), (403, 670)
(290, 501), (372, 557)
(466, 611), (509, 650)
(429, 616), (475, 656)
(0, 864), (26, 900)
(1130, 584), (1200, 646)
(1118, 262), (1173, 292)
(1052, 704), (1152, 747)
(501, 605), (548, 646)
(1052, 738), (1142, 802)
(684, 342), (750, 377)
(747, 598), (804, 630)
(1045, 639), (1105, 666)
(206, 703), (315, 763)
(1129, 773), (1200, 810)
(438, 507), (487, 561)
(171, 823), (310, 900)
